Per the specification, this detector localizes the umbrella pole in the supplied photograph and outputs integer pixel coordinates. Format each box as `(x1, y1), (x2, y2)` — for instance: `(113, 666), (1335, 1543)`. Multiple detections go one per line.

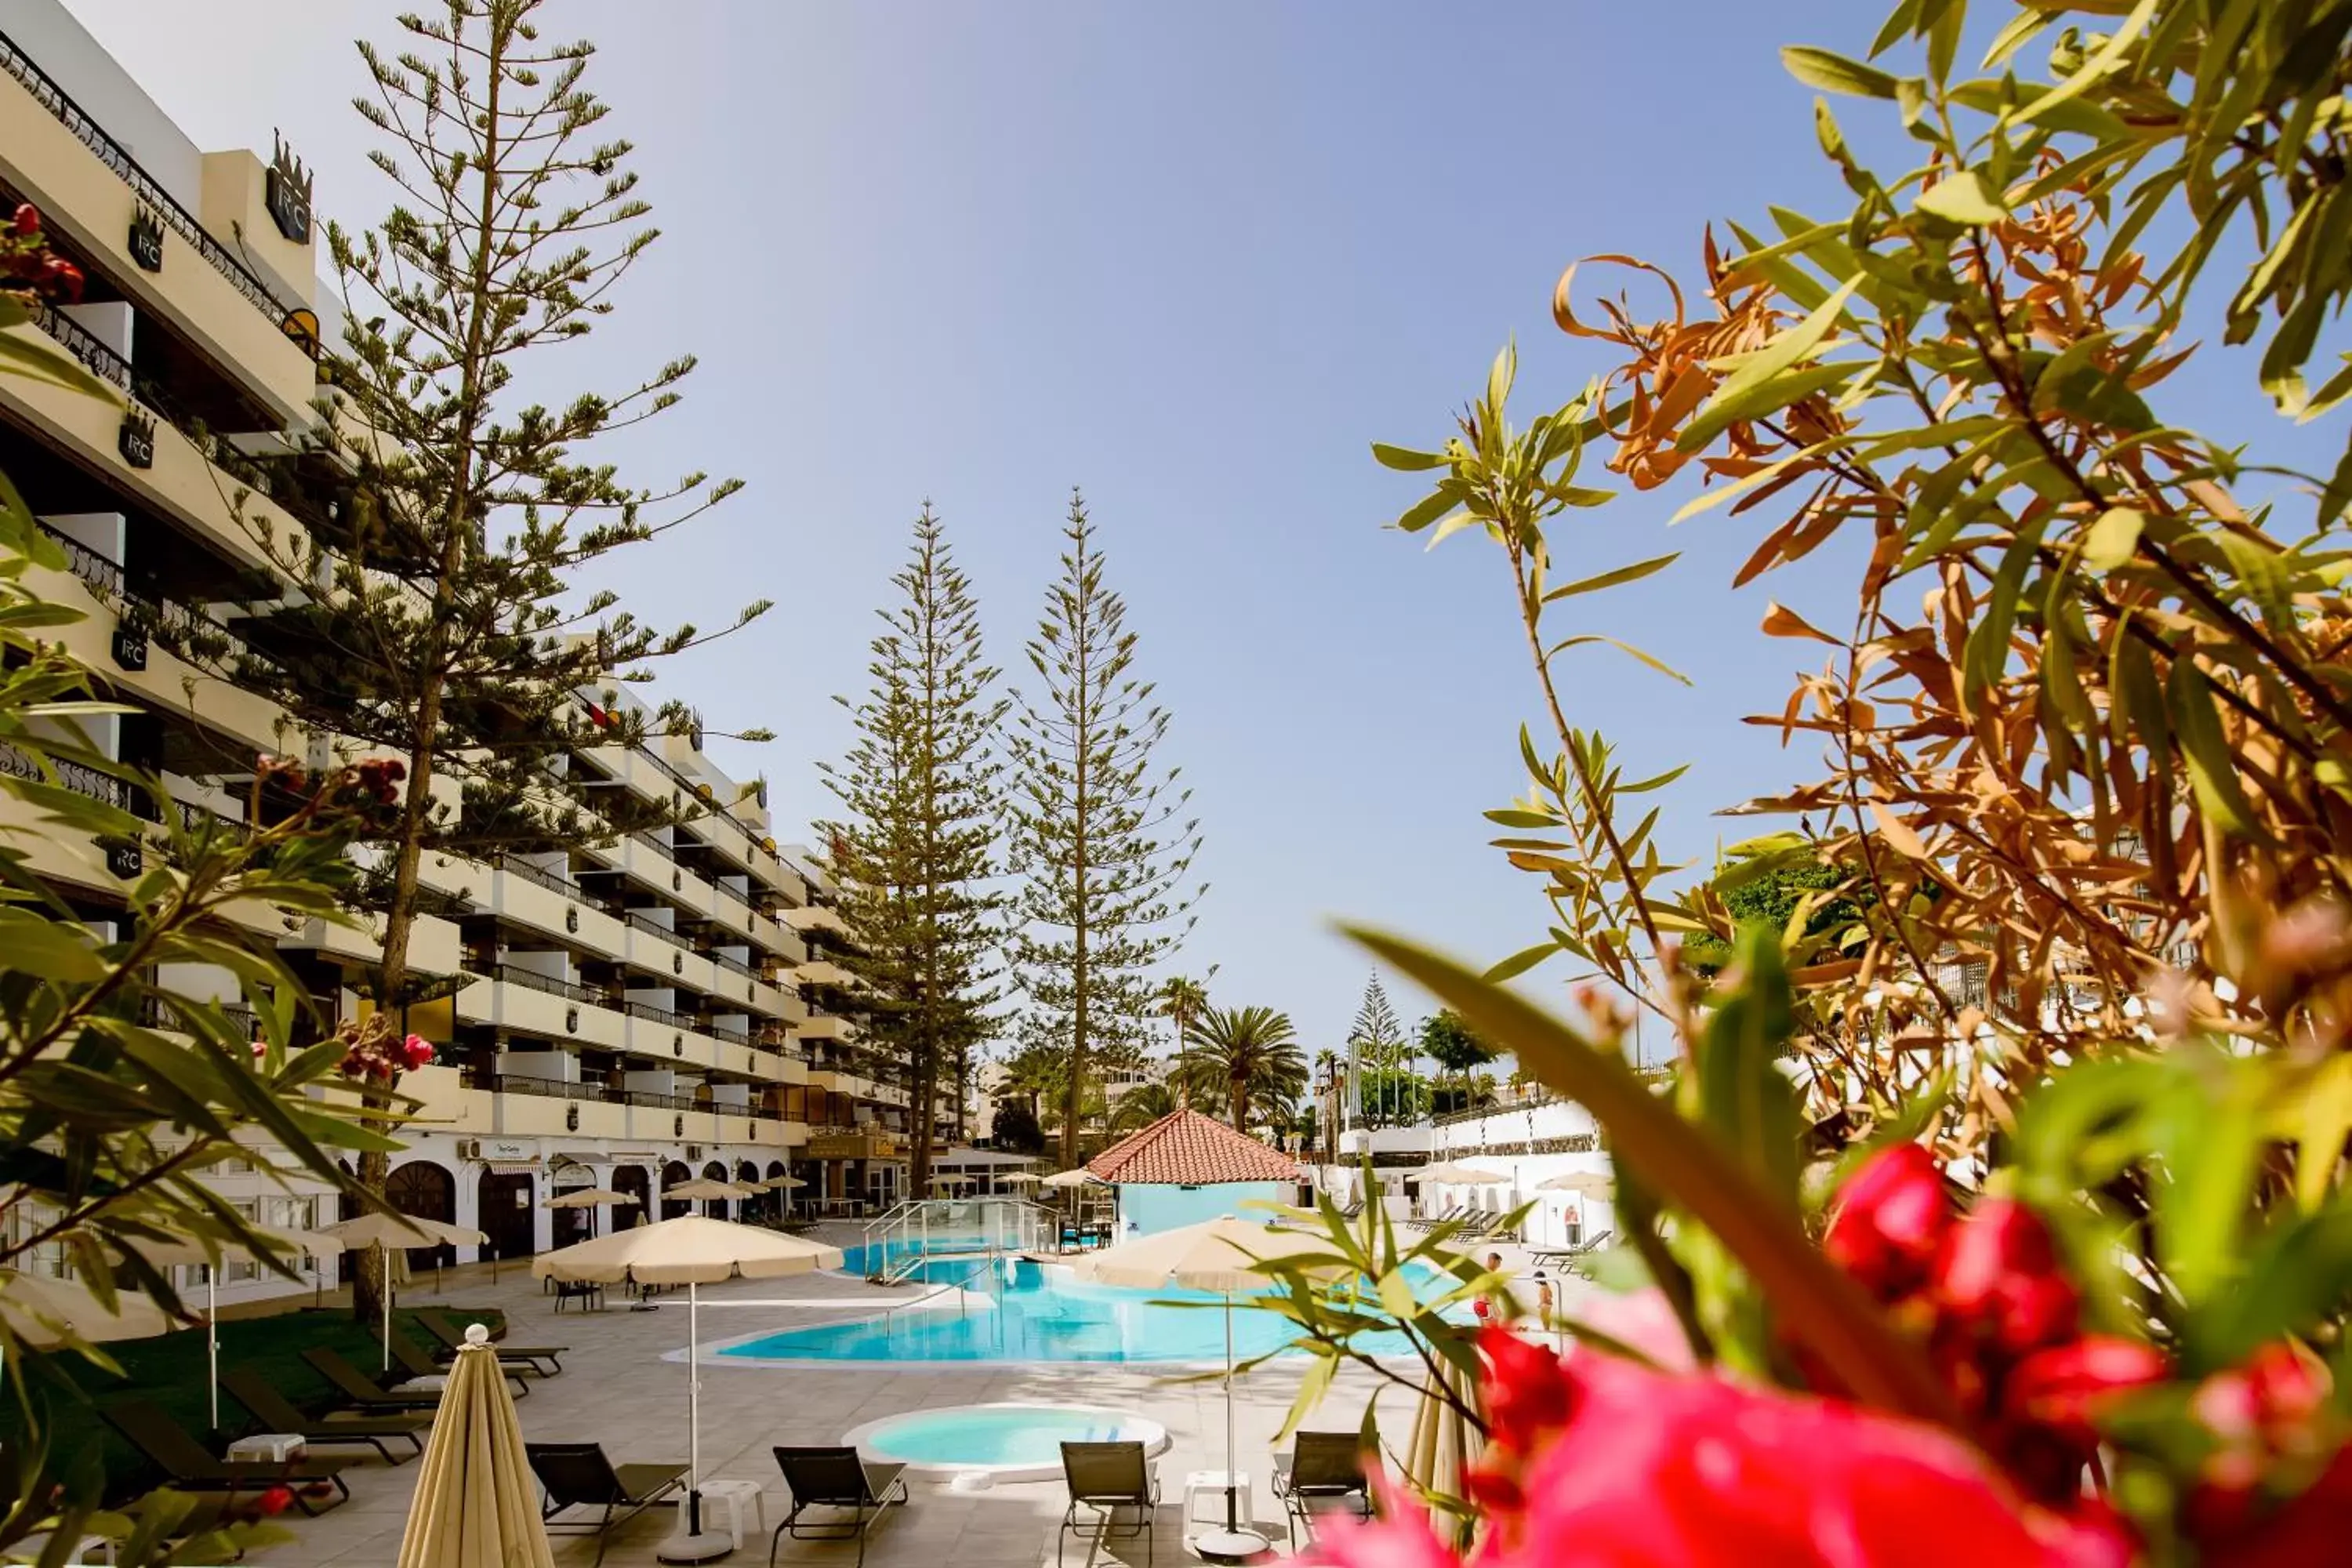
(383, 1247), (394, 1374)
(1225, 1290), (1238, 1532)
(689, 1279), (702, 1532)
(206, 1267), (218, 1433)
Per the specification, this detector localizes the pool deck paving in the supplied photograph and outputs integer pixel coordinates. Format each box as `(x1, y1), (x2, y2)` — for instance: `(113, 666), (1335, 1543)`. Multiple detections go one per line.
(235, 1230), (1509, 1568)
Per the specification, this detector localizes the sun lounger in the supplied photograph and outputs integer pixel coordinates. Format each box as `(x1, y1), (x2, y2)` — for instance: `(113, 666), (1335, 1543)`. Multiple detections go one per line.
(1058, 1441), (1156, 1568)
(772, 1446), (908, 1568)
(1272, 1431), (1373, 1548)
(101, 1401), (351, 1514)
(527, 1442), (688, 1568)
(413, 1308), (566, 1375)
(299, 1346), (443, 1410)
(378, 1326), (528, 1398)
(221, 1368), (428, 1465)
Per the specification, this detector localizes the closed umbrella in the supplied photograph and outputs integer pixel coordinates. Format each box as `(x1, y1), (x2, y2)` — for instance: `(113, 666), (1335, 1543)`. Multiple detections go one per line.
(1040, 1169), (1106, 1189)
(395, 1322), (554, 1568)
(1403, 1359), (1483, 1544)
(0, 1269), (173, 1348)
(322, 1214), (487, 1374)
(536, 1216), (843, 1563)
(108, 1229), (347, 1430)
(1073, 1216), (1346, 1559)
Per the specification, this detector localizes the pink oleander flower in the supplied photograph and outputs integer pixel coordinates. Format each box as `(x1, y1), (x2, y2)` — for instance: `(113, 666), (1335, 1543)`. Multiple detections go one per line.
(1312, 1340), (2136, 1568)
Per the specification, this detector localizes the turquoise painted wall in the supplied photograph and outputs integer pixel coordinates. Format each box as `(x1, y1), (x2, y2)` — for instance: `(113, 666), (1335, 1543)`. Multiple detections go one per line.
(1117, 1181), (1291, 1236)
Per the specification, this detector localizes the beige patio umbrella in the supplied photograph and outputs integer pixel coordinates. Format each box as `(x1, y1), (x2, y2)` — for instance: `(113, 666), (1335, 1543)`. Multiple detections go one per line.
(1402, 1359), (1483, 1537)
(1410, 1162), (1510, 1185)
(1534, 1172), (1614, 1197)
(322, 1213), (488, 1374)
(1073, 1217), (1348, 1558)
(535, 1217), (844, 1562)
(395, 1322), (554, 1568)
(0, 1269), (174, 1348)
(108, 1228), (347, 1431)
(543, 1187), (637, 1241)
(1040, 1168), (1106, 1189)
(666, 1178), (758, 1229)
(753, 1175), (806, 1191)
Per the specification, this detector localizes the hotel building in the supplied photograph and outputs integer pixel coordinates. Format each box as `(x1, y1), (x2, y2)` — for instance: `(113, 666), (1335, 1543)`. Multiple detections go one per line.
(0, 2), (908, 1300)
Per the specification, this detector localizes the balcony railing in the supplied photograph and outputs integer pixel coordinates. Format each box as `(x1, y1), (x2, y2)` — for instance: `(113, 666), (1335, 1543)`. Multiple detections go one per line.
(711, 951), (756, 979)
(22, 297), (133, 396)
(139, 993), (257, 1038)
(713, 879), (750, 908)
(625, 998), (688, 1029)
(626, 910), (691, 949)
(463, 1070), (607, 1104)
(496, 856), (578, 899)
(34, 520), (125, 596)
(0, 29), (300, 325)
(491, 964), (598, 1004)
(0, 741), (133, 811)
(708, 1022), (750, 1046)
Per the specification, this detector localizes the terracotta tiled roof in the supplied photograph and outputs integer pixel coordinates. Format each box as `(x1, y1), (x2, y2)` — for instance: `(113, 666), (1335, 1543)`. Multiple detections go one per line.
(1087, 1108), (1301, 1185)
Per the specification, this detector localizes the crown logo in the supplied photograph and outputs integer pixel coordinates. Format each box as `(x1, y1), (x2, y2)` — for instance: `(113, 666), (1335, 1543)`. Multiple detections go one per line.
(265, 130), (314, 244)
(117, 409), (156, 470)
(127, 206), (164, 272)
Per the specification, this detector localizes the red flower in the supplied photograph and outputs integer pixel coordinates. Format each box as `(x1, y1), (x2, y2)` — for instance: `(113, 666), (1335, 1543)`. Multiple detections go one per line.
(400, 1033), (435, 1070)
(254, 1484), (295, 1516)
(2194, 1443), (2352, 1568)
(9, 203), (38, 238)
(1824, 1143), (1951, 1298)
(1472, 1355), (2134, 1567)
(42, 257), (82, 303)
(1306, 1479), (1459, 1568)
(1932, 1198), (2078, 1357)
(2002, 1335), (2170, 1454)
(1476, 1324), (1573, 1453)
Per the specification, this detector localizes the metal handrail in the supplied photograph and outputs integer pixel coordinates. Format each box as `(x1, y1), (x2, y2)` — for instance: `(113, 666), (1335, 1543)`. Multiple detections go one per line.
(24, 297), (132, 394)
(626, 910), (691, 949)
(0, 741), (132, 809)
(625, 998), (688, 1028)
(496, 856), (578, 898)
(0, 28), (301, 324)
(492, 964), (597, 1004)
(708, 1021), (750, 1045)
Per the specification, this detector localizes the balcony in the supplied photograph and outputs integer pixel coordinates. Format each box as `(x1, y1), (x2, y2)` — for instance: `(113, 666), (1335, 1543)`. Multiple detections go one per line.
(0, 310), (309, 578)
(485, 862), (626, 960)
(456, 965), (627, 1051)
(0, 27), (316, 423)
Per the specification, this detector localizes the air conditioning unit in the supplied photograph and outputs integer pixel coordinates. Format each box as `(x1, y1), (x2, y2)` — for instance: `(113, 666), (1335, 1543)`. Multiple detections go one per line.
(458, 1139), (482, 1160)
(686, 1145), (703, 1161)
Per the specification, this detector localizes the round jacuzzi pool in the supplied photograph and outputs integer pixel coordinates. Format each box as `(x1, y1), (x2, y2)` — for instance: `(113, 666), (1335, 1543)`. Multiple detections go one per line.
(843, 1403), (1170, 1484)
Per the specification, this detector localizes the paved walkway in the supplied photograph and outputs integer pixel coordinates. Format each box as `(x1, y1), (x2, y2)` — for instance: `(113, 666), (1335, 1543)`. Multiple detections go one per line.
(240, 1236), (1433, 1567)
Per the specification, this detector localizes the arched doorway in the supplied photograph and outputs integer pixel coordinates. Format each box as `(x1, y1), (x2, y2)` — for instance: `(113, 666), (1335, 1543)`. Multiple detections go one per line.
(477, 1169), (536, 1261)
(661, 1160), (692, 1220)
(613, 1164), (650, 1230)
(387, 1160), (456, 1270)
(701, 1160), (727, 1218)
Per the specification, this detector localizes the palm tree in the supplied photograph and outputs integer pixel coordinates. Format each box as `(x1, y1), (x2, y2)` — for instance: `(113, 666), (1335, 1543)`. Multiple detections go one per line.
(1156, 971), (1216, 1106)
(1110, 1081), (1178, 1133)
(1181, 1005), (1307, 1134)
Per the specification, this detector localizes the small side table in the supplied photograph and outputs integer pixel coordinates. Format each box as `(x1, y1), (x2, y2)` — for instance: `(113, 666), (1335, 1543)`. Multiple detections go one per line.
(695, 1479), (766, 1551)
(1183, 1469), (1250, 1530)
(227, 1433), (307, 1463)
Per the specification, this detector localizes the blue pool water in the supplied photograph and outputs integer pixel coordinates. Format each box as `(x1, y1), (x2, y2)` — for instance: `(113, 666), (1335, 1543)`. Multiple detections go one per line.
(858, 1405), (1160, 1468)
(720, 1250), (1439, 1366)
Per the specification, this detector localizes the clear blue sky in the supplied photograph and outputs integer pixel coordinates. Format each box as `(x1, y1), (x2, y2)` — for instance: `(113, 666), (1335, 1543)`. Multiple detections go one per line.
(64, 2), (2331, 1062)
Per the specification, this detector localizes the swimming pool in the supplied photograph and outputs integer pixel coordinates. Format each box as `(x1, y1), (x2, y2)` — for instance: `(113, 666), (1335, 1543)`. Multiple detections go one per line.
(843, 1403), (1170, 1482)
(717, 1254), (1441, 1366)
